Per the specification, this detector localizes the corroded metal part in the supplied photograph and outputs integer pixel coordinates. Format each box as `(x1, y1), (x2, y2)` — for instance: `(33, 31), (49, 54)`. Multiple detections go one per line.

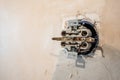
(52, 37), (95, 42)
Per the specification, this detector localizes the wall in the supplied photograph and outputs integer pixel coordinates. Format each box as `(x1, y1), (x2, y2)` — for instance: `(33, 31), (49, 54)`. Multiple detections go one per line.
(0, 0), (120, 80)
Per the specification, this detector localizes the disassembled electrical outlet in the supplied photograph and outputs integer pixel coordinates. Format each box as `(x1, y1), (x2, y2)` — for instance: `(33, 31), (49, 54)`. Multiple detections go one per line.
(52, 13), (103, 67)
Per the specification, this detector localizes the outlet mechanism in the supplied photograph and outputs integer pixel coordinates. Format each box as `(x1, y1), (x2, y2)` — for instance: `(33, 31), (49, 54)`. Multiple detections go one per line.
(52, 18), (99, 56)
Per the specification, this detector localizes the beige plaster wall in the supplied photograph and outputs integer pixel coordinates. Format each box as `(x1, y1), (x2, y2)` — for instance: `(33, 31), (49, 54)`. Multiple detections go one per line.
(0, 0), (120, 80)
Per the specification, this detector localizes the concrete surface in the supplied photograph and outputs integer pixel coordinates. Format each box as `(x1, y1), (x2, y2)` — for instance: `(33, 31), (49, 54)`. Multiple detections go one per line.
(52, 45), (120, 80)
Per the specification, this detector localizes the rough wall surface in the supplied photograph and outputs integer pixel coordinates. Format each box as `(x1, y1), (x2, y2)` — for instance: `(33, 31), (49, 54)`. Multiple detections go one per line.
(0, 0), (120, 80)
